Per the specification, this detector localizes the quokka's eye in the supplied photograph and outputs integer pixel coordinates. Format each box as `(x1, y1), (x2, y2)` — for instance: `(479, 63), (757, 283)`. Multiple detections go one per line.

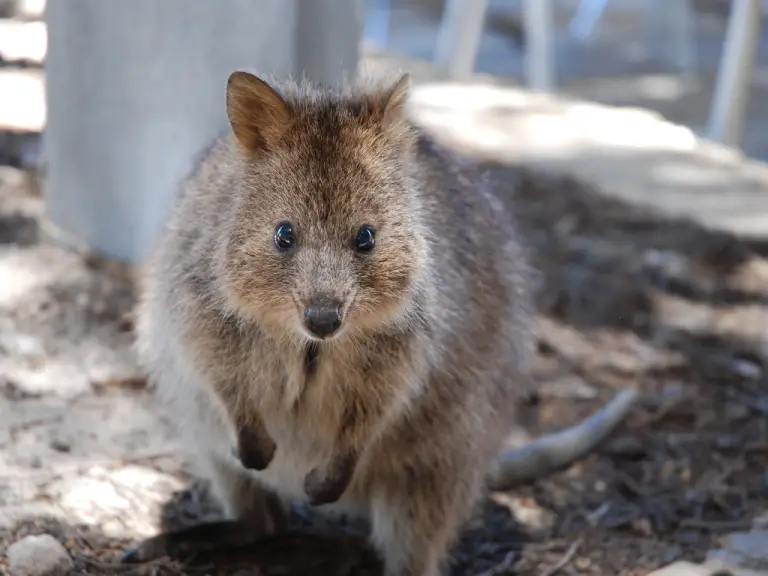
(355, 224), (375, 253)
(273, 221), (296, 252)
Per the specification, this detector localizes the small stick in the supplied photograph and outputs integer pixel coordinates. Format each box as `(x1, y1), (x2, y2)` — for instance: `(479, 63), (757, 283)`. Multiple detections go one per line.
(476, 551), (517, 576)
(679, 518), (753, 531)
(539, 538), (582, 576)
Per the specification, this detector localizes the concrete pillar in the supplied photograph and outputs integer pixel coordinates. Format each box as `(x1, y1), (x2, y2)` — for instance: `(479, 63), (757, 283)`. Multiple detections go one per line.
(707, 0), (763, 148)
(522, 0), (555, 92)
(44, 0), (362, 262)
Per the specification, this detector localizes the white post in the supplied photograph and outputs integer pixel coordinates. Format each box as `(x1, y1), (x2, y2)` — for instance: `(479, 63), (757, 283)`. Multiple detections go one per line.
(569, 0), (609, 42)
(644, 0), (667, 63)
(707, 0), (763, 147)
(297, 0), (362, 85)
(363, 0), (391, 48)
(669, 0), (698, 72)
(434, 0), (490, 79)
(523, 0), (555, 91)
(44, 0), (362, 263)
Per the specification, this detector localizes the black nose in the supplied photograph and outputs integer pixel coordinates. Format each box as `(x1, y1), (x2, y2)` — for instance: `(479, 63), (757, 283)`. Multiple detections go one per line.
(304, 295), (343, 338)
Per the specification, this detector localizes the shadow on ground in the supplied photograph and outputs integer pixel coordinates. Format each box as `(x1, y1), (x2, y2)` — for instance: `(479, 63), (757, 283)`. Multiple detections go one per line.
(0, 129), (40, 170)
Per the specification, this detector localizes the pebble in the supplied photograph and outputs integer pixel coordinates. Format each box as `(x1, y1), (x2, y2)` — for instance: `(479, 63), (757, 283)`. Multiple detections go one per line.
(604, 435), (646, 458)
(646, 560), (710, 575)
(730, 358), (762, 380)
(646, 559), (763, 575)
(709, 529), (768, 565)
(538, 375), (598, 400)
(48, 438), (71, 453)
(6, 533), (73, 576)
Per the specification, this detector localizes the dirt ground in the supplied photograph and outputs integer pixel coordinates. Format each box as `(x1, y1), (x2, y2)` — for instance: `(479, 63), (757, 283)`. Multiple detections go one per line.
(1, 128), (767, 575)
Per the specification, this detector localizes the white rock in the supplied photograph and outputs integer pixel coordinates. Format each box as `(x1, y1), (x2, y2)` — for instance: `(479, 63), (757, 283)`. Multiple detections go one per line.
(716, 529), (768, 563)
(647, 559), (766, 576)
(15, 0), (46, 19)
(7, 534), (73, 576)
(645, 560), (712, 575)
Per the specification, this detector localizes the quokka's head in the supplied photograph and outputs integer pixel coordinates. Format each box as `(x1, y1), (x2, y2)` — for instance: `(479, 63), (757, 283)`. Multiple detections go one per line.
(219, 71), (429, 342)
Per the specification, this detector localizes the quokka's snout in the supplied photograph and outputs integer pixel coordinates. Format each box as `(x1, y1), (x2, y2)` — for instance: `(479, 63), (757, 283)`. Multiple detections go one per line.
(302, 293), (344, 339)
(290, 248), (357, 340)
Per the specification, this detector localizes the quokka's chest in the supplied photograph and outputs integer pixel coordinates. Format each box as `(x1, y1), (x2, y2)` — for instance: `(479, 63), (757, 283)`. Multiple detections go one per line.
(234, 335), (418, 445)
(241, 344), (354, 437)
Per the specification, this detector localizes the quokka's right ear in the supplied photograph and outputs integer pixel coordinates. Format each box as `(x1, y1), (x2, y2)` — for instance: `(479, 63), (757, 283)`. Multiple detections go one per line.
(381, 73), (410, 131)
(226, 71), (290, 153)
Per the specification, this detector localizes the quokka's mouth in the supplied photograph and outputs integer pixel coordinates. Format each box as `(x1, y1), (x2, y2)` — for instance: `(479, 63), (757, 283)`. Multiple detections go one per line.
(290, 289), (359, 342)
(298, 319), (346, 342)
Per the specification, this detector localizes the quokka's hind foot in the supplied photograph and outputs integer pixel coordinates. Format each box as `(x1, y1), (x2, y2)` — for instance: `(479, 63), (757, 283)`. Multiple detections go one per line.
(123, 457), (287, 563)
(121, 517), (272, 563)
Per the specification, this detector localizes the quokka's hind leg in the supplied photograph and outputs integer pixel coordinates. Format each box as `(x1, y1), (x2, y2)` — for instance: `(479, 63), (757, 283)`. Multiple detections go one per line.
(369, 460), (482, 576)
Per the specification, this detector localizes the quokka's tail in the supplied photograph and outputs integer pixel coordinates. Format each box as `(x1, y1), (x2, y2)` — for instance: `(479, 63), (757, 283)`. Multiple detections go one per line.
(487, 389), (639, 491)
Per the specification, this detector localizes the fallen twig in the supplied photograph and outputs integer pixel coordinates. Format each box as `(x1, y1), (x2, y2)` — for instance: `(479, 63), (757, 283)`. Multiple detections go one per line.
(476, 551), (517, 576)
(615, 469), (647, 497)
(74, 554), (145, 572)
(638, 392), (688, 427)
(91, 376), (148, 393)
(539, 538), (582, 576)
(75, 553), (196, 575)
(679, 518), (754, 532)
(585, 502), (611, 527)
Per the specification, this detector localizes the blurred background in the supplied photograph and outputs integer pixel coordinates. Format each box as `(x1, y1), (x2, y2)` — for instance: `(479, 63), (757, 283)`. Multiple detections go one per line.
(2, 1), (768, 575)
(368, 0), (764, 149)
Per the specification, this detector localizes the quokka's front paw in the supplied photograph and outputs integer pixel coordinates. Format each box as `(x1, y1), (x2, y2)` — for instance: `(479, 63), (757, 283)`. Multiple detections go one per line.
(234, 425), (277, 471)
(303, 451), (357, 506)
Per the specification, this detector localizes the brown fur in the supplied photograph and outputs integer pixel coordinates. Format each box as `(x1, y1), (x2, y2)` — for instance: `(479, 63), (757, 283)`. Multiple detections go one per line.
(135, 70), (534, 576)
